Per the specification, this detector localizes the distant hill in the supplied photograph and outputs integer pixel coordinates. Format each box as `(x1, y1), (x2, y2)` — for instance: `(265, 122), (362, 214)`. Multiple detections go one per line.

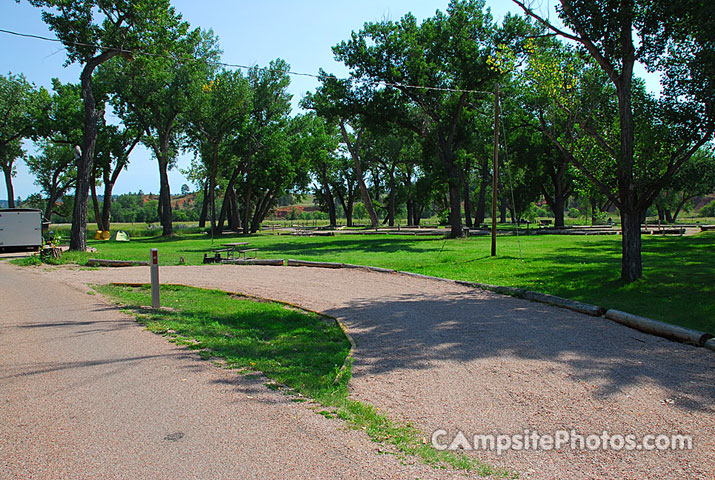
(272, 205), (319, 219)
(140, 193), (197, 209)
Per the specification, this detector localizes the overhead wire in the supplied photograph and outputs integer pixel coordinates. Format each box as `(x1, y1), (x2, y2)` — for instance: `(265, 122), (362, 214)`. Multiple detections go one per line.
(0, 27), (494, 95)
(3, 25), (514, 252)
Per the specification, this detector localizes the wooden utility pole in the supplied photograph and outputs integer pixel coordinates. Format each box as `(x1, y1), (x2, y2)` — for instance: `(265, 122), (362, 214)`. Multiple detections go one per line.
(491, 83), (500, 257)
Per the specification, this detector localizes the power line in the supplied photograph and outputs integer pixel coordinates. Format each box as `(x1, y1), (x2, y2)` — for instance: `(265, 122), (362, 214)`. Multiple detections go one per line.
(0, 27), (494, 96)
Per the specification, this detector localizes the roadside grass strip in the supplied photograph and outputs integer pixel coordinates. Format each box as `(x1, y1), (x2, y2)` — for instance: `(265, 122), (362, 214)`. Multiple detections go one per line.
(96, 283), (514, 477)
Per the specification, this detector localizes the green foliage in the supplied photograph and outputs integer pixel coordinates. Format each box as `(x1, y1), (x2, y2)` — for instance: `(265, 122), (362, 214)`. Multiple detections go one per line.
(0, 72), (51, 207)
(286, 207), (299, 221)
(352, 202), (368, 220)
(27, 0), (176, 66)
(331, 0), (521, 236)
(516, 0), (715, 281)
(229, 60), (305, 233)
(567, 208), (581, 219)
(185, 68), (252, 232)
(26, 140), (77, 217)
(656, 147), (715, 221)
(103, 12), (221, 235)
(699, 200), (715, 218)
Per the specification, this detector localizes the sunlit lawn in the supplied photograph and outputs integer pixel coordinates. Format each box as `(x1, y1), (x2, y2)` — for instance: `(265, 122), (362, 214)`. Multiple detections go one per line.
(74, 230), (715, 333)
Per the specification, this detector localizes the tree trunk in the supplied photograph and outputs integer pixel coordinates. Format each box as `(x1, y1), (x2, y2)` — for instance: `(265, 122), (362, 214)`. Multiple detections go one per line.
(656, 204), (665, 222)
(319, 170), (337, 226)
(218, 163), (245, 232)
(620, 207), (642, 282)
(198, 180), (209, 228)
(327, 192), (337, 226)
(44, 192), (59, 224)
(242, 186), (252, 236)
(339, 123), (378, 227)
(345, 195), (354, 227)
(671, 196), (690, 223)
(615, 43), (639, 281)
(474, 158), (489, 226)
(100, 179), (114, 232)
(251, 192), (274, 233)
(90, 174), (104, 231)
(553, 195), (565, 228)
(208, 146), (219, 234)
(217, 192), (228, 232)
(413, 202), (423, 226)
(336, 191), (354, 227)
(3, 166), (15, 209)
(508, 205), (516, 224)
(444, 154), (463, 237)
(387, 171), (396, 227)
(70, 52), (117, 251)
(158, 156), (173, 236)
(406, 200), (414, 227)
(499, 198), (507, 223)
(70, 70), (100, 250)
(463, 179), (473, 229)
(228, 188), (240, 231)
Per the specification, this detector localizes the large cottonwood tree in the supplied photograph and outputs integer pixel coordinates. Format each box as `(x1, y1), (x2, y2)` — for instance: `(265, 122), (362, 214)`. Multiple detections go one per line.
(107, 25), (220, 236)
(514, 0), (715, 281)
(28, 0), (175, 250)
(186, 69), (251, 234)
(0, 73), (49, 208)
(332, 0), (521, 237)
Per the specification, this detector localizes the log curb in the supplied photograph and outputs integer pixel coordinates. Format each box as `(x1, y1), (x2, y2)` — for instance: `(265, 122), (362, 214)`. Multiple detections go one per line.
(455, 279), (602, 316)
(605, 309), (714, 347)
(222, 259), (285, 266)
(87, 258), (149, 267)
(342, 263), (397, 273)
(286, 259), (343, 269)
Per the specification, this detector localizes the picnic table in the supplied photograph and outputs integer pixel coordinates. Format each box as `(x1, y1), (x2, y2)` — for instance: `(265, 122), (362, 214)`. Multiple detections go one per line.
(203, 242), (259, 263)
(219, 242), (250, 260)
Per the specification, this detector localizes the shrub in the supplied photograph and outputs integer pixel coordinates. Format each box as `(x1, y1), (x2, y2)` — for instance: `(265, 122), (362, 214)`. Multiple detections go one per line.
(698, 200), (715, 217)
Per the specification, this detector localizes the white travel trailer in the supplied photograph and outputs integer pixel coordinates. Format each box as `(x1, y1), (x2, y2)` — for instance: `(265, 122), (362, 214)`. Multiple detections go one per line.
(0, 209), (44, 250)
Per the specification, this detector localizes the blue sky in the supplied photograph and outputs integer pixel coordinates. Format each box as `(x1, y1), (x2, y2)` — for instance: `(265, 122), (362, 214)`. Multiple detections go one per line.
(0, 1), (657, 201)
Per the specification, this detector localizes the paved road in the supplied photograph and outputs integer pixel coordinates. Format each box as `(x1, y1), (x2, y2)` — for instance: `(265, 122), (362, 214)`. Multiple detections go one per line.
(39, 262), (715, 480)
(0, 261), (458, 480)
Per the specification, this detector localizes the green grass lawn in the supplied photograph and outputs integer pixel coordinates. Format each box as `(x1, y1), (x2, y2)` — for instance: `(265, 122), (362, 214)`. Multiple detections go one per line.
(59, 230), (715, 333)
(98, 283), (510, 477)
(96, 284), (351, 398)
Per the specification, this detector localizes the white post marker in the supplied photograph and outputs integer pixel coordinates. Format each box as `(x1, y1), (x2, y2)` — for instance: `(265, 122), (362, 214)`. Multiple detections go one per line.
(150, 248), (160, 309)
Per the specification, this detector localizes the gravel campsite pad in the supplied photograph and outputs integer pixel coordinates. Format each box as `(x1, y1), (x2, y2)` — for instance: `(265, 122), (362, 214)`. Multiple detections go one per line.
(16, 263), (715, 479)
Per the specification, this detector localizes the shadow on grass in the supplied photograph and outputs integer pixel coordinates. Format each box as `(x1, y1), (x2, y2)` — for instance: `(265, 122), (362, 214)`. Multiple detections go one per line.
(507, 234), (714, 332)
(107, 286), (350, 398)
(256, 235), (446, 258)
